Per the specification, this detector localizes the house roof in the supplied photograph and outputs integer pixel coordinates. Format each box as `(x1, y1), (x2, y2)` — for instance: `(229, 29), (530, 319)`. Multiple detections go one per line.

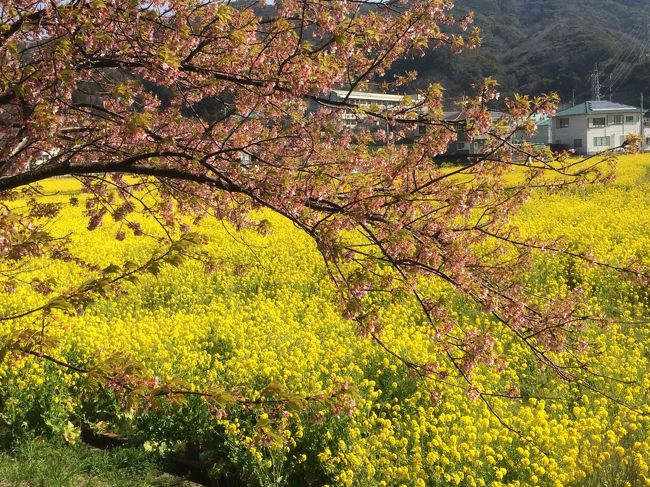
(442, 110), (465, 122)
(330, 90), (406, 103)
(555, 101), (639, 117)
(441, 110), (509, 122)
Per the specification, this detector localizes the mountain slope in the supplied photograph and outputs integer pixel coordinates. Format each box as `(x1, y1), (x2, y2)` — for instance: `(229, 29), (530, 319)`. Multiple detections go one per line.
(391, 0), (650, 107)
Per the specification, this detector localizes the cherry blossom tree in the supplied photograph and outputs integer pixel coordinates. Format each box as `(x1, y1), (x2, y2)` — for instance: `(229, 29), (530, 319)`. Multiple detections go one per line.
(0, 0), (644, 406)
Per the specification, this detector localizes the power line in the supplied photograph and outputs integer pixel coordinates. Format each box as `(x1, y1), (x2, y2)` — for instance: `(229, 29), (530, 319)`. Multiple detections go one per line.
(636, 15), (649, 62)
(603, 21), (643, 72)
(609, 39), (649, 95)
(608, 43), (642, 88)
(608, 17), (650, 96)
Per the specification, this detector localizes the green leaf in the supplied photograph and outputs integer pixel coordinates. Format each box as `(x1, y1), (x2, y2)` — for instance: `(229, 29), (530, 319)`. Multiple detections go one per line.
(254, 417), (273, 431)
(286, 394), (305, 412)
(123, 261), (139, 273)
(126, 112), (153, 133)
(165, 254), (184, 268)
(261, 381), (285, 398)
(45, 297), (76, 314)
(212, 390), (236, 407)
(147, 262), (162, 277)
(103, 264), (121, 275)
(215, 4), (233, 23)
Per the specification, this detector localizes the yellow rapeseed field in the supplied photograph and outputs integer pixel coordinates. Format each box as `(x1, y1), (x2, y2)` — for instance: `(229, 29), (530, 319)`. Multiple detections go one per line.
(1, 155), (649, 486)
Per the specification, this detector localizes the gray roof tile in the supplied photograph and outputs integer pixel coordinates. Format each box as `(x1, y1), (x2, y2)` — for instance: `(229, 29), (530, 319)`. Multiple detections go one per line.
(556, 101), (639, 117)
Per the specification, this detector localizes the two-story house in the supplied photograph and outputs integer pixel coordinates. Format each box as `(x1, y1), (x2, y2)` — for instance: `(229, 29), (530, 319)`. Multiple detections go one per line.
(551, 101), (643, 155)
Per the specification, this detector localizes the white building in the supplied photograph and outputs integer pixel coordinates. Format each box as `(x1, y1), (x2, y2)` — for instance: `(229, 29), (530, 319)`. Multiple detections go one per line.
(551, 101), (644, 155)
(327, 89), (418, 130)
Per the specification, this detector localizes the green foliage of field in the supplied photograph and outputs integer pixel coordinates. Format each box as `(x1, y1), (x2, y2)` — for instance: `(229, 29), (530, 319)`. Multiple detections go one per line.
(1, 155), (650, 486)
(0, 440), (183, 487)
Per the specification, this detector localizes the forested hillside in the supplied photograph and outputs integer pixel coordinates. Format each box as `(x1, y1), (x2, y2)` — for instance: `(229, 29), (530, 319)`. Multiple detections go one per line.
(391, 0), (650, 107)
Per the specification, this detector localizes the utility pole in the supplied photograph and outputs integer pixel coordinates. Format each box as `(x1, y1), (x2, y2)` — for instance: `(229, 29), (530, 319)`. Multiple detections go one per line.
(591, 64), (602, 101)
(636, 18), (648, 154)
(641, 92), (645, 153)
(572, 88), (575, 107)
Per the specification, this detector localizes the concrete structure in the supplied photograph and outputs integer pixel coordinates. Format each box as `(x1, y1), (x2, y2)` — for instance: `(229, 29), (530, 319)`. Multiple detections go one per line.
(327, 89), (419, 130)
(551, 101), (643, 155)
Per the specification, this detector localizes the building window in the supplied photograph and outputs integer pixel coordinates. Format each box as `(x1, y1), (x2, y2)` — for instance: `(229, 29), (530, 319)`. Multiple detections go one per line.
(609, 115), (624, 125)
(646, 137), (650, 146)
(457, 142), (466, 150)
(557, 118), (570, 128)
(626, 115), (636, 123)
(593, 136), (611, 147)
(574, 139), (582, 148)
(590, 117), (606, 127)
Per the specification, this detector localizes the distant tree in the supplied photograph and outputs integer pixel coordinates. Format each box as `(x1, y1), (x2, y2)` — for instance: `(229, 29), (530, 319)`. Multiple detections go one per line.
(0, 0), (644, 403)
